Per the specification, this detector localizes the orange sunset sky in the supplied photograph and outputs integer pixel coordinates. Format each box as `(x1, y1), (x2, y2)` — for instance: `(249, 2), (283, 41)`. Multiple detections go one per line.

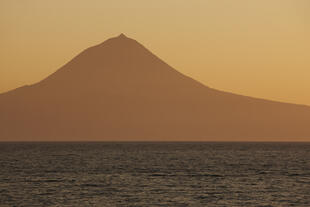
(0, 0), (309, 105)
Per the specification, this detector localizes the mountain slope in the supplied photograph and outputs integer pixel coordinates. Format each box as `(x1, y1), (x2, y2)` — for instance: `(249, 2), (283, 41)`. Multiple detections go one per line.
(1, 34), (310, 141)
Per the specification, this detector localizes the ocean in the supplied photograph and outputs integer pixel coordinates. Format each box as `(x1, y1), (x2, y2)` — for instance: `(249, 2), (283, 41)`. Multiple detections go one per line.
(0, 142), (309, 206)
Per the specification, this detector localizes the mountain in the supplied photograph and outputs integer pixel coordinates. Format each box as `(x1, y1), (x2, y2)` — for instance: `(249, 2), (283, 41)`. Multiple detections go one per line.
(1, 34), (310, 141)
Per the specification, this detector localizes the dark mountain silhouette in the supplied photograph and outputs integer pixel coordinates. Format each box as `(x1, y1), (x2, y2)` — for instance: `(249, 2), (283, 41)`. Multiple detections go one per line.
(1, 34), (310, 141)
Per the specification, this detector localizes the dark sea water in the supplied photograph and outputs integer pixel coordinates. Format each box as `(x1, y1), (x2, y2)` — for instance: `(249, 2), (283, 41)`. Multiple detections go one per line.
(0, 142), (309, 207)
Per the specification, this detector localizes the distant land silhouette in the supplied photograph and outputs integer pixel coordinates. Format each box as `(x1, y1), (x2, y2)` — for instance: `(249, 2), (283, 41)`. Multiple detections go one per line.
(1, 34), (310, 141)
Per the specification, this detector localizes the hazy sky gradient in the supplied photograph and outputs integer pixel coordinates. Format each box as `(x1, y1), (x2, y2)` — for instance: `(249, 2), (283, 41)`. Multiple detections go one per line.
(1, 0), (309, 105)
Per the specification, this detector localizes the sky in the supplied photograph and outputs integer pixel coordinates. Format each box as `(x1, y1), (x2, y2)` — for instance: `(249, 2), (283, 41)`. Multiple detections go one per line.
(0, 0), (309, 105)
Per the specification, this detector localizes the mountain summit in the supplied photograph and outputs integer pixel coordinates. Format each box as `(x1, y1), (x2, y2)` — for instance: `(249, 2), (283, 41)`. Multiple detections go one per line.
(1, 34), (310, 141)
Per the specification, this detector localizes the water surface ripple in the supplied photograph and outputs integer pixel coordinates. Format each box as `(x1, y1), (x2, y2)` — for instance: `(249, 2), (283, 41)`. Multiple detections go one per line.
(0, 142), (309, 206)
